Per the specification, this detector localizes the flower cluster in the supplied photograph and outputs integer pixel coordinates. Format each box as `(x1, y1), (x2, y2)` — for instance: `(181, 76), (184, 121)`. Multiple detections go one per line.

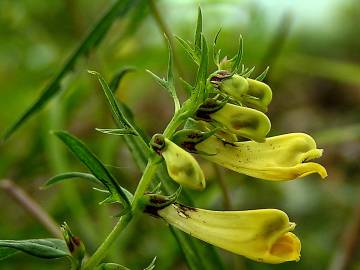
(145, 13), (327, 265)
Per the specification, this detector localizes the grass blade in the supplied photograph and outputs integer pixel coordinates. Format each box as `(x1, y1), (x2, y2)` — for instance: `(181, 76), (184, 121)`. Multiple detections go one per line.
(2, 0), (141, 141)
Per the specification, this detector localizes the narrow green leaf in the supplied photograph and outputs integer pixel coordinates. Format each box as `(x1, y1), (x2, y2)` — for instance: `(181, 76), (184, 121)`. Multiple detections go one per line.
(165, 35), (175, 89)
(95, 128), (137, 136)
(194, 7), (203, 57)
(175, 36), (199, 65)
(43, 172), (134, 203)
(43, 172), (101, 188)
(147, 36), (180, 111)
(212, 28), (222, 67)
(146, 70), (168, 89)
(195, 35), (208, 91)
(255, 66), (269, 81)
(2, 0), (141, 141)
(0, 247), (18, 261)
(88, 71), (133, 131)
(231, 35), (243, 74)
(55, 131), (131, 208)
(0, 239), (69, 260)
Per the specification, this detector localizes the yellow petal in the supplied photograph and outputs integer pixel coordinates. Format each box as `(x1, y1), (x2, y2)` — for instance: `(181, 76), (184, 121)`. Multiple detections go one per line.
(162, 138), (206, 190)
(267, 232), (301, 263)
(210, 103), (271, 142)
(158, 204), (301, 264)
(196, 133), (327, 181)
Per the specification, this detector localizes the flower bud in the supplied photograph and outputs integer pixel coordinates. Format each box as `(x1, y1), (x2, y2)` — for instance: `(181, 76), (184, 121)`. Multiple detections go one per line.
(210, 72), (272, 112)
(212, 73), (249, 100)
(150, 134), (206, 190)
(196, 101), (271, 142)
(61, 223), (85, 267)
(155, 203), (301, 264)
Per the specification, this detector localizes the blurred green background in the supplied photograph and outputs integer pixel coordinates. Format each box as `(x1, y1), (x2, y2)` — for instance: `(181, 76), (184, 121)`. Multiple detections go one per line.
(1, 0), (360, 269)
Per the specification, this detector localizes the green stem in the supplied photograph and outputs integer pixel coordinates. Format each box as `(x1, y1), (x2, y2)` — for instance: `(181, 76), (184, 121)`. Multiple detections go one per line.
(131, 155), (161, 210)
(83, 95), (194, 268)
(83, 155), (160, 269)
(82, 214), (132, 270)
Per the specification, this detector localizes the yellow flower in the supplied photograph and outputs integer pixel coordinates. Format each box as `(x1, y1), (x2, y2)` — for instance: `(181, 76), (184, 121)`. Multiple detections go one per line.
(208, 103), (271, 142)
(196, 133), (327, 181)
(157, 203), (301, 264)
(162, 138), (206, 190)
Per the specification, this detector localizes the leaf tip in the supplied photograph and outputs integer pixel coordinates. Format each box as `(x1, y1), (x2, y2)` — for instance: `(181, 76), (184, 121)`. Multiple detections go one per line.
(87, 70), (99, 76)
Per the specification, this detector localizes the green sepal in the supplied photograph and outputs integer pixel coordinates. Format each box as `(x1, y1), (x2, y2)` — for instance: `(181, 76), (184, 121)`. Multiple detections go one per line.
(142, 187), (182, 216)
(171, 128), (220, 153)
(195, 98), (228, 121)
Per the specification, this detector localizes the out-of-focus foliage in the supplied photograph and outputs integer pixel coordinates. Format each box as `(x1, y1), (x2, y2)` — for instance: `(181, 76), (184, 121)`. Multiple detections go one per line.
(0, 0), (360, 269)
